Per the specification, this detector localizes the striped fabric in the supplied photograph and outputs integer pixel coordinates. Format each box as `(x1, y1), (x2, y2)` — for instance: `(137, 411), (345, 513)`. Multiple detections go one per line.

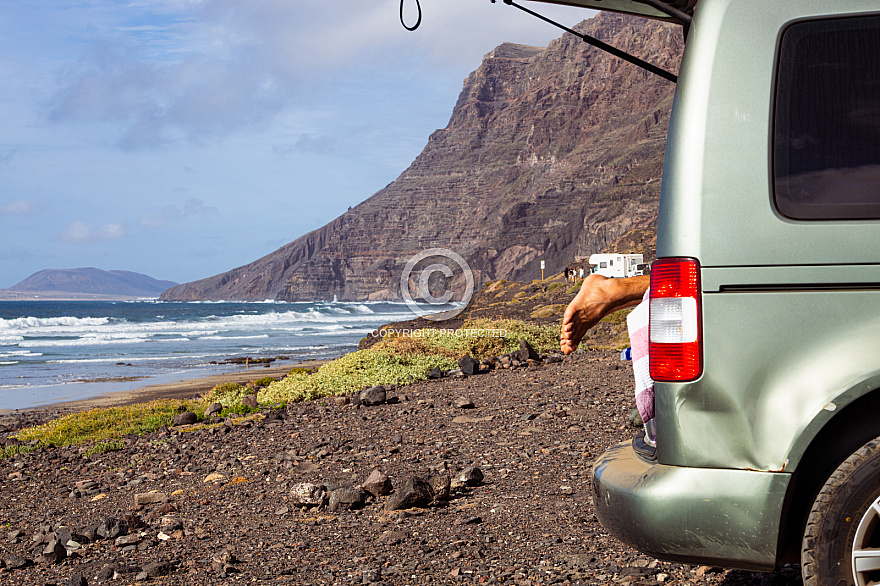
(626, 291), (656, 445)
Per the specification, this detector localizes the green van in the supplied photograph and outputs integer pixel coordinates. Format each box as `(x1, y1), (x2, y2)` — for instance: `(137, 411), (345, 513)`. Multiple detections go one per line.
(511, 0), (880, 583)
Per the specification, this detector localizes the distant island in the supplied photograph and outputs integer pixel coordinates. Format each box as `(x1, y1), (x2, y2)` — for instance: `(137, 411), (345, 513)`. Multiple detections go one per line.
(0, 268), (178, 301)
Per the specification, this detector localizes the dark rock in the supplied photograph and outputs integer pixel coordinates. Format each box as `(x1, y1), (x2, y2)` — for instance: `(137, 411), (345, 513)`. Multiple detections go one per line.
(242, 395), (258, 409)
(329, 486), (368, 512)
(359, 386), (386, 407)
(428, 475), (451, 501)
(377, 531), (407, 546)
(67, 572), (88, 586)
(204, 402), (223, 418)
(384, 477), (433, 511)
(141, 561), (174, 577)
(453, 467), (484, 488)
(97, 565), (116, 581)
(628, 408), (643, 428)
(454, 396), (475, 409)
(115, 534), (142, 547)
(124, 514), (147, 531)
(172, 411), (198, 426)
(517, 339), (540, 362)
(427, 366), (444, 379)
(4, 555), (32, 570)
(134, 491), (168, 506)
(40, 539), (67, 564)
(458, 356), (480, 376)
(362, 468), (393, 497)
(96, 517), (128, 540)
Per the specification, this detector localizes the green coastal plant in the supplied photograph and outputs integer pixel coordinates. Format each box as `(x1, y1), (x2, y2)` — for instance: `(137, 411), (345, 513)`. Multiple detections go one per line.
(410, 318), (560, 359)
(14, 400), (197, 448)
(2, 444), (37, 459)
(204, 382), (253, 408)
(258, 348), (457, 405)
(83, 439), (125, 458)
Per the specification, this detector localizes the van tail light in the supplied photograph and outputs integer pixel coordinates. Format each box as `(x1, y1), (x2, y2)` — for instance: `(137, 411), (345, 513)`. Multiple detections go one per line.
(649, 257), (702, 382)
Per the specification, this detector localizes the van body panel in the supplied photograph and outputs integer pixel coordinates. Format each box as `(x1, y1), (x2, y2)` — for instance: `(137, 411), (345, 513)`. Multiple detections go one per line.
(591, 0), (880, 569)
(658, 0), (880, 269)
(702, 265), (880, 292)
(656, 290), (880, 471)
(592, 441), (788, 570)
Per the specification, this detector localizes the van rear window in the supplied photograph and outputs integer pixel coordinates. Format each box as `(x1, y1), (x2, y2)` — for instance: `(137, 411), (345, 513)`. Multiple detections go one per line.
(774, 16), (880, 220)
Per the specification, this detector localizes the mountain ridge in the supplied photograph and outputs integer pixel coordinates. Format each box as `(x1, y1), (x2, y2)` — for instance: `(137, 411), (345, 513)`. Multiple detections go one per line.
(162, 12), (683, 302)
(7, 268), (178, 299)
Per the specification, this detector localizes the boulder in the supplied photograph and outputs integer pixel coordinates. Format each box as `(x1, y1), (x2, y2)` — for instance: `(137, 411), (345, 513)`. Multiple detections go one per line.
(172, 411), (198, 426)
(359, 386), (387, 407)
(384, 477), (433, 511)
(361, 469), (392, 497)
(517, 339), (540, 362)
(329, 487), (368, 512)
(204, 402), (223, 418)
(452, 467), (484, 488)
(458, 356), (480, 376)
(289, 483), (326, 508)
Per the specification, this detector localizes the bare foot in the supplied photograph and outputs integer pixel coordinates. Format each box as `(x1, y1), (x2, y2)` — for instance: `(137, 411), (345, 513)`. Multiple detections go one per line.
(560, 274), (650, 354)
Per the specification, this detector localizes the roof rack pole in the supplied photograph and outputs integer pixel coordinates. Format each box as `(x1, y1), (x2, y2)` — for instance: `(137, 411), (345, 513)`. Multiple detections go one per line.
(496, 0), (677, 83)
(633, 0), (692, 25)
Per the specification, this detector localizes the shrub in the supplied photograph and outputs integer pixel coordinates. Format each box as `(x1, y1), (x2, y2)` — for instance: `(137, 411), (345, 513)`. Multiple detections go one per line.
(258, 349), (457, 405)
(2, 444), (37, 459)
(204, 382), (252, 408)
(83, 439), (125, 458)
(14, 400), (194, 447)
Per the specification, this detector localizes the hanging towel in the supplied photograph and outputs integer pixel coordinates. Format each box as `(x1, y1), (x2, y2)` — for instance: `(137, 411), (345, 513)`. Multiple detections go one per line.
(626, 291), (656, 445)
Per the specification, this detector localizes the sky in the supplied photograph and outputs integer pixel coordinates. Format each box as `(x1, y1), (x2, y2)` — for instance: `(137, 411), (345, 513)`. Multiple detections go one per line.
(0, 0), (594, 289)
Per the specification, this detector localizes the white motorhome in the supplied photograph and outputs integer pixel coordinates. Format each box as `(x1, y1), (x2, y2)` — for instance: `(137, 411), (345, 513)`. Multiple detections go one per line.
(588, 253), (645, 278)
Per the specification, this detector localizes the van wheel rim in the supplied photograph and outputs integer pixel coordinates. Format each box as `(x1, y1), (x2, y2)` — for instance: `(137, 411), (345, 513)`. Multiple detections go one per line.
(852, 497), (880, 586)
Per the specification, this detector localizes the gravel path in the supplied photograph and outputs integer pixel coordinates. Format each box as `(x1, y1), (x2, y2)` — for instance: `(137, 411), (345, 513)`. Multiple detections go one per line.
(0, 351), (804, 585)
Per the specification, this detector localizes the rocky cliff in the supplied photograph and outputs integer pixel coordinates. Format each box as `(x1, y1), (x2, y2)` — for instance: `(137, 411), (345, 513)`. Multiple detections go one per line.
(161, 12), (683, 302)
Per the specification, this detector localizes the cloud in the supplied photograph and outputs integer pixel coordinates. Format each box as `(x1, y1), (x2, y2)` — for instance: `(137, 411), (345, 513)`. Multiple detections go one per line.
(44, 1), (591, 149)
(0, 146), (19, 164)
(0, 200), (42, 216)
(0, 247), (37, 263)
(139, 197), (219, 228)
(273, 134), (337, 156)
(61, 221), (126, 244)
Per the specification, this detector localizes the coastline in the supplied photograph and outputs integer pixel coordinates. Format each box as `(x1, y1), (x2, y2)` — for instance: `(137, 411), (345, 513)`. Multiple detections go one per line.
(0, 358), (329, 431)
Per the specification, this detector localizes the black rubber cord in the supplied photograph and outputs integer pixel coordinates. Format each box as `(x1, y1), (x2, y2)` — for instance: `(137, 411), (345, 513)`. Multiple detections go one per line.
(400, 0), (422, 31)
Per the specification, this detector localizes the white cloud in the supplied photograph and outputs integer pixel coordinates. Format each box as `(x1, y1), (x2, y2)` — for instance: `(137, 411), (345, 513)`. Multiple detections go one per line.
(44, 0), (592, 149)
(140, 197), (219, 228)
(0, 200), (41, 216)
(61, 221), (126, 244)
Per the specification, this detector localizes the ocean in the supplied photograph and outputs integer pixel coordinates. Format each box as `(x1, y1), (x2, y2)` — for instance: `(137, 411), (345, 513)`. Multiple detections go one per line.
(0, 300), (430, 411)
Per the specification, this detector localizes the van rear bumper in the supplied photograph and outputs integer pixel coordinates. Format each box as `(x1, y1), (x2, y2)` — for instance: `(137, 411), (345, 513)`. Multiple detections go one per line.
(591, 441), (791, 571)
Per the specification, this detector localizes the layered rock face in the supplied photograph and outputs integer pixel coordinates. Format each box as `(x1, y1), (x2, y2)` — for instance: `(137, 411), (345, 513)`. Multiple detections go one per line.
(161, 13), (683, 302)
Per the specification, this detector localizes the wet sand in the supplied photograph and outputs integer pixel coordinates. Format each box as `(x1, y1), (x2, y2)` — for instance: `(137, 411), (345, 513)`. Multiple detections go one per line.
(0, 359), (329, 429)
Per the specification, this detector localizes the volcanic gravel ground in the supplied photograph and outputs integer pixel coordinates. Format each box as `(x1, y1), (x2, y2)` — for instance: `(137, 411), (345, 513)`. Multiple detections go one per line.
(0, 351), (803, 585)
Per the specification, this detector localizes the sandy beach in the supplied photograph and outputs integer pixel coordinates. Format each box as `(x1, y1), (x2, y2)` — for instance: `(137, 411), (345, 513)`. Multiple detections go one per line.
(0, 359), (329, 430)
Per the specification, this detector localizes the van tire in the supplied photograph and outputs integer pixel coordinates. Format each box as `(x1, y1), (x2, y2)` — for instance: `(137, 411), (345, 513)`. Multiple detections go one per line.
(802, 436), (880, 586)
